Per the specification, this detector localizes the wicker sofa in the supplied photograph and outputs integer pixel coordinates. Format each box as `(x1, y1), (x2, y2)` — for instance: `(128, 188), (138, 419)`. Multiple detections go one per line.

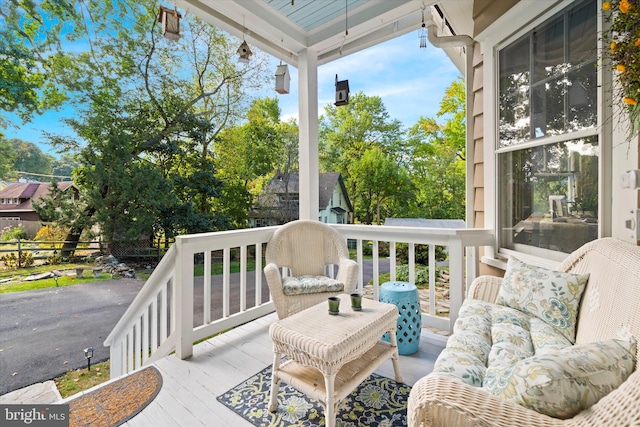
(408, 237), (640, 426)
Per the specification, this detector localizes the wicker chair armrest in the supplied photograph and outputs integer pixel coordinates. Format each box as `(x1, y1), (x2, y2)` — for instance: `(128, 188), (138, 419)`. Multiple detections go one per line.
(336, 258), (358, 294)
(467, 275), (503, 303)
(264, 262), (285, 313)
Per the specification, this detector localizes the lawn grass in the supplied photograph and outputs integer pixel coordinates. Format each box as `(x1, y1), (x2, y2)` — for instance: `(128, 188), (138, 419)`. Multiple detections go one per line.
(54, 360), (110, 399)
(193, 258), (258, 276)
(0, 273), (112, 294)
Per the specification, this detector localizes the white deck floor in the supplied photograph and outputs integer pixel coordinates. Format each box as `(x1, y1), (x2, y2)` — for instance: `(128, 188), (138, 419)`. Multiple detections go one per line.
(113, 313), (448, 427)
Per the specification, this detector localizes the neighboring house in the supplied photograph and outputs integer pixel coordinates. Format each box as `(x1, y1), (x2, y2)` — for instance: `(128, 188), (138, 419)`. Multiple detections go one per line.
(250, 172), (353, 227)
(0, 181), (77, 237)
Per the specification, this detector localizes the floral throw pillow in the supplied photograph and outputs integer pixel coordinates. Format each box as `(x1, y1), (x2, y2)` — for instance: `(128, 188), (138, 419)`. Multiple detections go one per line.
(482, 338), (636, 419)
(496, 257), (589, 343)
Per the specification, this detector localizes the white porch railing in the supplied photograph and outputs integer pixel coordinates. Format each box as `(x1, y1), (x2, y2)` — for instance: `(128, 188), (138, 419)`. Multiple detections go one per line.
(104, 224), (493, 378)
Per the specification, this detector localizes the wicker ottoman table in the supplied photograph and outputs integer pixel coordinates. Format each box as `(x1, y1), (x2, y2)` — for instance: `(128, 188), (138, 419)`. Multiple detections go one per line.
(268, 294), (403, 427)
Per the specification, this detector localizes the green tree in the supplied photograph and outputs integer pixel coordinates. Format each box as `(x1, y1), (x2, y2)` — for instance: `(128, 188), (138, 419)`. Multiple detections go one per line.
(32, 179), (89, 257)
(319, 92), (406, 222)
(10, 138), (54, 176)
(320, 92), (404, 182)
(38, 0), (271, 248)
(350, 147), (413, 224)
(0, 0), (76, 123)
(51, 153), (78, 178)
(215, 98), (298, 227)
(0, 133), (16, 179)
(407, 77), (466, 220)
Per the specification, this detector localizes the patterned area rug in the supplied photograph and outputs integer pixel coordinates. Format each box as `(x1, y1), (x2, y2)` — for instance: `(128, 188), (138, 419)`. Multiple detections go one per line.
(68, 366), (162, 427)
(217, 365), (411, 426)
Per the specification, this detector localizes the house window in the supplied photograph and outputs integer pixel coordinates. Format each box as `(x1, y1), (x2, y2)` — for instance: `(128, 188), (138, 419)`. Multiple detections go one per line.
(497, 0), (598, 257)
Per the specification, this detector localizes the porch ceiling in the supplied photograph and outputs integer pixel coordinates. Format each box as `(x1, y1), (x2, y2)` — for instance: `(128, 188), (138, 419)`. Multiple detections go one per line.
(177, 0), (473, 68)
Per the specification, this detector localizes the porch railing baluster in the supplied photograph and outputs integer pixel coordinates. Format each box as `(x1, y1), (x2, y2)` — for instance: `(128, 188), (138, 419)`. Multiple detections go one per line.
(204, 250), (212, 325)
(240, 245), (247, 312)
(104, 225), (492, 379)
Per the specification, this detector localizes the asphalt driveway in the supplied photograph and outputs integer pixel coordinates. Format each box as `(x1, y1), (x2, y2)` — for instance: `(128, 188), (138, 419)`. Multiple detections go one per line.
(0, 259), (389, 396)
(0, 279), (145, 396)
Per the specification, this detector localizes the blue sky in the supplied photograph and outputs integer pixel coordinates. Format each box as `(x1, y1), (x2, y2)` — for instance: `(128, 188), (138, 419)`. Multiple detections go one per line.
(2, 31), (461, 157)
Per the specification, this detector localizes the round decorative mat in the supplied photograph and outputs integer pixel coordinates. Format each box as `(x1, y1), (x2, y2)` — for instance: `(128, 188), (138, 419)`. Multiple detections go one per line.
(68, 366), (162, 427)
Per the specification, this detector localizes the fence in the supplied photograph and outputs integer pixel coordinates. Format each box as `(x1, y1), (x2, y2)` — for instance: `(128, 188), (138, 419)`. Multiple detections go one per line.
(0, 220), (40, 239)
(0, 238), (174, 267)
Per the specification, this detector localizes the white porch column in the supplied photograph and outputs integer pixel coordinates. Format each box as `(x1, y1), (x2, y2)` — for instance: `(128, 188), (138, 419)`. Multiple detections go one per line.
(298, 48), (319, 220)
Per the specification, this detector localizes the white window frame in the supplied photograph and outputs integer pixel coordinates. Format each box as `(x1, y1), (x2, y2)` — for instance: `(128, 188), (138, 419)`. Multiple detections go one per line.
(478, 0), (611, 269)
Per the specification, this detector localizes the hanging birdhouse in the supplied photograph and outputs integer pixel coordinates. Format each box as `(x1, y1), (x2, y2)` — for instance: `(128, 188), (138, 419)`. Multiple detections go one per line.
(335, 74), (349, 106)
(275, 64), (290, 94)
(237, 41), (253, 63)
(158, 6), (182, 41)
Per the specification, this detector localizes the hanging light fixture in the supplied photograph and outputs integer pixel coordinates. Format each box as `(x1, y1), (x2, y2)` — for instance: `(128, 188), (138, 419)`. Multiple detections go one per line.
(419, 8), (427, 48)
(158, 5), (182, 41)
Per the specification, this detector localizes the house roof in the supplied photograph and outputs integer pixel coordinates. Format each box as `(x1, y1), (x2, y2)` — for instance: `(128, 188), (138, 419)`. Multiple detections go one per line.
(254, 172), (353, 213)
(0, 182), (75, 213)
(179, 0), (472, 71)
(319, 172), (353, 211)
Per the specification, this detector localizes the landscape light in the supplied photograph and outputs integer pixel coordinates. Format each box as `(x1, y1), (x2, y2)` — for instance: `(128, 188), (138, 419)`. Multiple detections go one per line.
(84, 347), (94, 371)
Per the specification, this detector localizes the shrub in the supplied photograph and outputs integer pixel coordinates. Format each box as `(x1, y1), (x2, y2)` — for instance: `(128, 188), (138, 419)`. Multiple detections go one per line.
(35, 224), (69, 249)
(396, 243), (447, 264)
(396, 264), (430, 288)
(362, 241), (390, 257)
(48, 252), (63, 265)
(0, 225), (28, 241)
(0, 252), (34, 269)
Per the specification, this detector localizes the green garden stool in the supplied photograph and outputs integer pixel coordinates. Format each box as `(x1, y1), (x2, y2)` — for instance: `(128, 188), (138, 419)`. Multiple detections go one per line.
(380, 281), (421, 355)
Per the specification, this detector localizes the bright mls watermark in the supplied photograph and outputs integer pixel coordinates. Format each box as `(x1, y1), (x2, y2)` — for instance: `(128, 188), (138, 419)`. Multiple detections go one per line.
(1, 405), (69, 426)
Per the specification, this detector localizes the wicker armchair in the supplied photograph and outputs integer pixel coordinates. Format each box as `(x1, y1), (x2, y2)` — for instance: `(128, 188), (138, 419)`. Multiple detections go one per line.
(264, 220), (358, 319)
(408, 237), (640, 426)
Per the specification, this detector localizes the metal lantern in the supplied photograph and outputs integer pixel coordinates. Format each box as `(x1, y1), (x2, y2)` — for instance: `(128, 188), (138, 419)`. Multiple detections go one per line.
(335, 74), (349, 106)
(158, 6), (181, 41)
(275, 64), (290, 94)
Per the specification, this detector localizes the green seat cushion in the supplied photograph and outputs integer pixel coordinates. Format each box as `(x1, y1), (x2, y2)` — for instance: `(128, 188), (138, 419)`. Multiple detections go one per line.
(482, 338), (636, 419)
(282, 275), (344, 296)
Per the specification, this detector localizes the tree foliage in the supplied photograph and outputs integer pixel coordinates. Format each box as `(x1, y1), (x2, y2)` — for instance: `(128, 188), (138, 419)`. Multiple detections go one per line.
(34, 0), (272, 246)
(351, 146), (413, 224)
(407, 77), (466, 220)
(319, 92), (410, 223)
(0, 133), (16, 179)
(0, 0), (77, 122)
(214, 97), (296, 227)
(5, 0), (468, 239)
(9, 138), (54, 176)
